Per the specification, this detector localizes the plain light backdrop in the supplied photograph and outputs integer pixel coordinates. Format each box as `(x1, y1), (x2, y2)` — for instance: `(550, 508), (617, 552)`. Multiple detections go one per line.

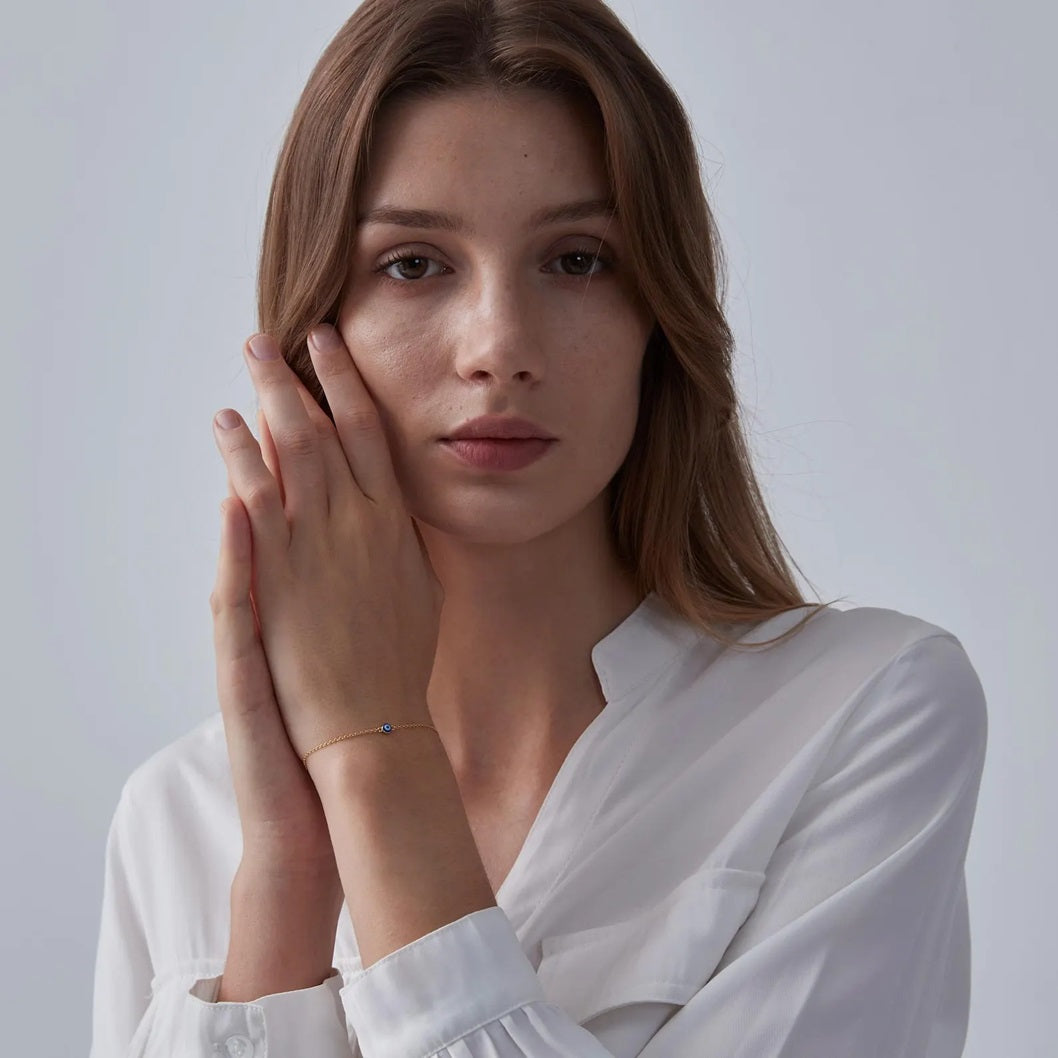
(1, 0), (1052, 1051)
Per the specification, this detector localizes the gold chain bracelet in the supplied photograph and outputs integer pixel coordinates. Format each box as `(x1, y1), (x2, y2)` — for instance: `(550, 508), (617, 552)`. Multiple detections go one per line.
(300, 721), (439, 765)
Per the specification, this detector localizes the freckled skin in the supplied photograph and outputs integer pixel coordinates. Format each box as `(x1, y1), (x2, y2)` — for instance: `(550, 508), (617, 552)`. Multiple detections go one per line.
(337, 87), (654, 543)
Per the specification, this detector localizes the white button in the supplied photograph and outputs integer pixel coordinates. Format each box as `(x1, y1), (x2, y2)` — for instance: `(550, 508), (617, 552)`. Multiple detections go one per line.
(222, 1035), (254, 1057)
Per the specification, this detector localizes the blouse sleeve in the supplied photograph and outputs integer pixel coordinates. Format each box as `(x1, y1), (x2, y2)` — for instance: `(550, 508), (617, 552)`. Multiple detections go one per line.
(90, 784), (154, 1058)
(634, 631), (989, 1057)
(90, 784), (356, 1057)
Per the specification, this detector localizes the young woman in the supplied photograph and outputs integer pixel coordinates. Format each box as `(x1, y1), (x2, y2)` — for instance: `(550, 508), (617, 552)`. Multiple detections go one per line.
(90, 1), (988, 1055)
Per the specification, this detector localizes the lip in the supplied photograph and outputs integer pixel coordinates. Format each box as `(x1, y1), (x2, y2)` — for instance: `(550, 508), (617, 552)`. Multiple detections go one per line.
(443, 414), (555, 440)
(439, 438), (555, 471)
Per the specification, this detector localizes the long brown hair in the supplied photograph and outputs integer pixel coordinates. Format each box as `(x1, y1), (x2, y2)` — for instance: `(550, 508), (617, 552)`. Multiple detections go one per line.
(253, 0), (847, 651)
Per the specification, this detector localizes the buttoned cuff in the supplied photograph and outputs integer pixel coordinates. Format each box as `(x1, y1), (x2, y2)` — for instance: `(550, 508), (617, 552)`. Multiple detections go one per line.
(188, 967), (351, 1056)
(340, 906), (547, 1058)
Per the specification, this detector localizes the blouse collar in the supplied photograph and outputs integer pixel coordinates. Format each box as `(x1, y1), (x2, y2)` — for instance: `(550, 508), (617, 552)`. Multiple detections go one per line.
(591, 591), (818, 707)
(590, 591), (710, 706)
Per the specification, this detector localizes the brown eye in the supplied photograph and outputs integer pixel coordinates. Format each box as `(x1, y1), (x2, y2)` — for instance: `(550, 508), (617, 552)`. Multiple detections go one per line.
(548, 246), (614, 277)
(373, 245), (614, 284)
(375, 253), (445, 282)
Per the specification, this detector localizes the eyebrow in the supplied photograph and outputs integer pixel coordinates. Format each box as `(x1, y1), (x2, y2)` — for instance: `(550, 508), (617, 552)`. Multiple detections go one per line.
(356, 197), (618, 233)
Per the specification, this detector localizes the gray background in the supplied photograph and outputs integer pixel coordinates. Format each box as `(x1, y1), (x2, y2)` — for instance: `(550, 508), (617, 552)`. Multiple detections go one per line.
(2, 0), (1052, 1051)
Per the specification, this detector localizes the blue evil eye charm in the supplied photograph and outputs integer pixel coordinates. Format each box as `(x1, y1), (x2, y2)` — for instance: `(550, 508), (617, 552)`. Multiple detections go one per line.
(381, 723), (393, 733)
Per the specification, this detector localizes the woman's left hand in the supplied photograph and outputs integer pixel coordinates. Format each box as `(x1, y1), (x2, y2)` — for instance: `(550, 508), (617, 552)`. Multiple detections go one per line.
(211, 325), (444, 777)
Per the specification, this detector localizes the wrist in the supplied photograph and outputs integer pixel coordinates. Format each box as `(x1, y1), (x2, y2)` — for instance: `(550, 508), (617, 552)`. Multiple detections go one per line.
(306, 718), (445, 794)
(235, 851), (345, 900)
(217, 865), (344, 1002)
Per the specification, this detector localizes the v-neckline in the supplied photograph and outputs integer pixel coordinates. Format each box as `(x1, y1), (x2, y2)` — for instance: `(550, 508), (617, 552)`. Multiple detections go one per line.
(491, 593), (683, 920)
(491, 698), (612, 912)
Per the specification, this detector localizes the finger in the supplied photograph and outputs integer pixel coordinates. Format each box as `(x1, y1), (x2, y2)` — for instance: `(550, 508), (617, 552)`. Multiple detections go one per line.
(257, 408), (286, 509)
(244, 333), (327, 523)
(211, 496), (302, 809)
(307, 323), (402, 506)
(212, 496), (269, 694)
(228, 473), (264, 642)
(212, 408), (289, 569)
(288, 377), (362, 518)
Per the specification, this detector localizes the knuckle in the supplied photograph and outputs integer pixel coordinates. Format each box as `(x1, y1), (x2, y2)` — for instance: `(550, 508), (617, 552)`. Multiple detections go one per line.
(243, 480), (276, 512)
(209, 589), (240, 618)
(256, 372), (285, 395)
(344, 407), (381, 435)
(270, 422), (316, 458)
(284, 428), (318, 458)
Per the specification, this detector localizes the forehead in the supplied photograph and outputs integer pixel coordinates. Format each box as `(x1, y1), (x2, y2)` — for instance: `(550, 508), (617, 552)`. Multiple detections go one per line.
(357, 87), (613, 229)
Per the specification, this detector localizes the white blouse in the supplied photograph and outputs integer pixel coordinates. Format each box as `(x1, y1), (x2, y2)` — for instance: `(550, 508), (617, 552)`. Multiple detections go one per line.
(90, 593), (988, 1057)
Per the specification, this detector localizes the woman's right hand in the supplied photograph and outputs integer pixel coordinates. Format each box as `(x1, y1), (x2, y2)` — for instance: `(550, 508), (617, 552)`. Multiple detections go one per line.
(210, 404), (344, 903)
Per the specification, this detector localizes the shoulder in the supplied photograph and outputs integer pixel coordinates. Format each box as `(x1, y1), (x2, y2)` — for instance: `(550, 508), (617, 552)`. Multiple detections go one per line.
(704, 602), (988, 771)
(789, 604), (989, 780)
(742, 602), (984, 695)
(119, 710), (231, 815)
(739, 599), (959, 664)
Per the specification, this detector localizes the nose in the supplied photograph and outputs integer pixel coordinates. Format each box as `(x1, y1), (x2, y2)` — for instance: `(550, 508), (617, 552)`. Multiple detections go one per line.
(450, 271), (547, 383)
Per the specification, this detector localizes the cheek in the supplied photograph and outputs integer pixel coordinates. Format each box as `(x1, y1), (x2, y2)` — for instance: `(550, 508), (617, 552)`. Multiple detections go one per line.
(338, 309), (441, 391)
(594, 374), (643, 460)
(556, 346), (643, 465)
(329, 340), (431, 454)
(566, 320), (646, 398)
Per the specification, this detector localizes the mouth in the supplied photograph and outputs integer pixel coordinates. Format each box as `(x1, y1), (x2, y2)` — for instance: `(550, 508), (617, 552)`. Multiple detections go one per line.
(439, 437), (556, 471)
(442, 415), (556, 441)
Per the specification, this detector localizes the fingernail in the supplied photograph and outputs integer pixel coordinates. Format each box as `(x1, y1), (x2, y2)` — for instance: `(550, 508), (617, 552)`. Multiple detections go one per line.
(248, 334), (280, 360)
(215, 409), (241, 430)
(308, 324), (340, 352)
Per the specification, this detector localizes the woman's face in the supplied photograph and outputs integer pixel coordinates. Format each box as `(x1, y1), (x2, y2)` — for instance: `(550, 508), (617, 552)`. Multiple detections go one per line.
(336, 87), (655, 545)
